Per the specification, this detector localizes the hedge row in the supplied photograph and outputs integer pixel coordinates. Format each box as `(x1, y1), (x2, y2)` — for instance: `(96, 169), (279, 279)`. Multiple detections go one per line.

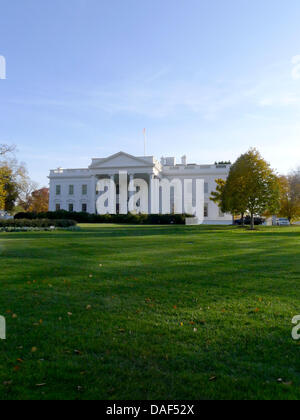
(0, 227), (56, 232)
(14, 211), (191, 225)
(0, 219), (77, 228)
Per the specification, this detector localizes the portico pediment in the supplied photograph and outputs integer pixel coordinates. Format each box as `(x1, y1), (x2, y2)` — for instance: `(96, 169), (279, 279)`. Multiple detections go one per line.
(89, 152), (154, 169)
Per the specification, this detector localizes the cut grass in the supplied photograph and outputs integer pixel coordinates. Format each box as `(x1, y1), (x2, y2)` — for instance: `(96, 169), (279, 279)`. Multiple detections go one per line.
(0, 224), (300, 400)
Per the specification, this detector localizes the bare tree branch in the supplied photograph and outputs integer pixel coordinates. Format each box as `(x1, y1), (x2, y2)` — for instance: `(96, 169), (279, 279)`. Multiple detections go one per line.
(0, 144), (16, 157)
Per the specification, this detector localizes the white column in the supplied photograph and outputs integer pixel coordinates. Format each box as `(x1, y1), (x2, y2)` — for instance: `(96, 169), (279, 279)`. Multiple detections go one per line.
(150, 174), (160, 214)
(128, 174), (134, 213)
(149, 174), (153, 214)
(182, 177), (185, 215)
(91, 176), (97, 214)
(119, 171), (128, 214)
(110, 174), (116, 214)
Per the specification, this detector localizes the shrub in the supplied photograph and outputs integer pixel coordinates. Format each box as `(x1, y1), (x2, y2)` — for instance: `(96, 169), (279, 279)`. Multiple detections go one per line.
(234, 216), (265, 226)
(14, 211), (190, 225)
(0, 227), (56, 232)
(0, 219), (77, 228)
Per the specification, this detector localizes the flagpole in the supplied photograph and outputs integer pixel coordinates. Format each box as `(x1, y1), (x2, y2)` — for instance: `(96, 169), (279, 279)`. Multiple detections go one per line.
(143, 128), (146, 156)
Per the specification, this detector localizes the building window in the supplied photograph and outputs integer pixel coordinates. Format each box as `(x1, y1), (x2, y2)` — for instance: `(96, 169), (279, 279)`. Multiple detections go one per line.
(204, 203), (209, 218)
(69, 185), (74, 195)
(204, 182), (209, 194)
(69, 203), (74, 212)
(56, 203), (61, 211)
(82, 184), (87, 195)
(82, 203), (87, 213)
(56, 185), (61, 195)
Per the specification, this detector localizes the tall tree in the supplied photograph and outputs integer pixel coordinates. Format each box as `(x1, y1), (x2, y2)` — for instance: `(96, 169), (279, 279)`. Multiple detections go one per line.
(210, 178), (235, 223)
(0, 159), (34, 213)
(220, 149), (280, 229)
(0, 144), (15, 209)
(18, 179), (39, 211)
(20, 187), (49, 212)
(210, 178), (226, 210)
(0, 167), (6, 210)
(278, 169), (300, 222)
(0, 165), (19, 211)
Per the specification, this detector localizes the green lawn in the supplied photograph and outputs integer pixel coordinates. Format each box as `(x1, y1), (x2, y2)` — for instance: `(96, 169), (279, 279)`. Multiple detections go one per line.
(0, 224), (300, 400)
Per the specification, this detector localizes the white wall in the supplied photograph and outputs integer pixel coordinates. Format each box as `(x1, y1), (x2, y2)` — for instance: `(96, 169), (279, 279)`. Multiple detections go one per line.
(49, 156), (232, 224)
(49, 177), (93, 213)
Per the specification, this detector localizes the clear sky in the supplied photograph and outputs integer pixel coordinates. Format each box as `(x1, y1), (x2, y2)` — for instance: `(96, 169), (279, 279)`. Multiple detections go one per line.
(1, 0), (300, 186)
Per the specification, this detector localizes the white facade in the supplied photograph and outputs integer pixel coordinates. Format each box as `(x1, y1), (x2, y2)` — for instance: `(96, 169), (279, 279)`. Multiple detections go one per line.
(48, 152), (232, 224)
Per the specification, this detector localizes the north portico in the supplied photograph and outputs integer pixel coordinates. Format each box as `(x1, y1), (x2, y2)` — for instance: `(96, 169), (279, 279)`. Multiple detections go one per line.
(49, 151), (232, 224)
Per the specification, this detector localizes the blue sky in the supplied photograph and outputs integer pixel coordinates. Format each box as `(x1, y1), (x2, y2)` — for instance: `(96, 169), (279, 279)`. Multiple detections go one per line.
(1, 0), (300, 186)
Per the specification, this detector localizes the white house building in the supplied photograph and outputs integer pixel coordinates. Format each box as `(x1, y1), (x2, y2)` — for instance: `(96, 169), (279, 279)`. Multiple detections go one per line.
(48, 151), (232, 224)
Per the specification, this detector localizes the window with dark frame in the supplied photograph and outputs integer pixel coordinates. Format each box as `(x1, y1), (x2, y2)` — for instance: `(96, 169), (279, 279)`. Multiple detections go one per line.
(82, 184), (87, 195)
(204, 203), (209, 218)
